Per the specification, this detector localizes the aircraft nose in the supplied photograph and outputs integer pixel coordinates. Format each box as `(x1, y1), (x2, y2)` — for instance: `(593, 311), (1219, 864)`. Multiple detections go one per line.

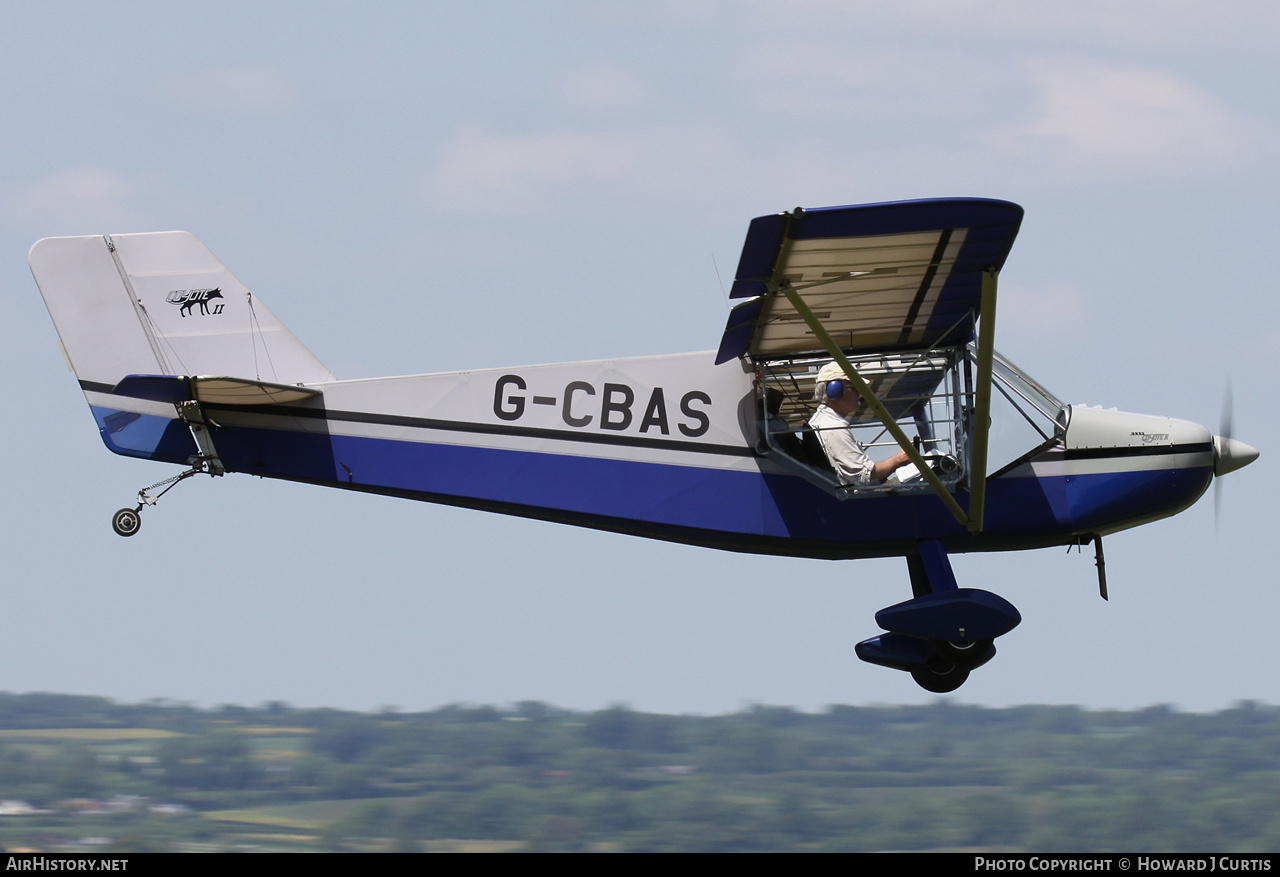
(1213, 435), (1259, 477)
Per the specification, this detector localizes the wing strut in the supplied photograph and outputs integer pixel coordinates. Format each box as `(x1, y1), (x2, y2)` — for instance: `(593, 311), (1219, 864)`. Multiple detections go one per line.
(966, 267), (998, 534)
(779, 284), (971, 528)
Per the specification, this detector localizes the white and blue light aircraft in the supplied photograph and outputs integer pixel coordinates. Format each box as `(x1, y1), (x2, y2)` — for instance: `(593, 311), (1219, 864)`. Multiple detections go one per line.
(29, 198), (1258, 692)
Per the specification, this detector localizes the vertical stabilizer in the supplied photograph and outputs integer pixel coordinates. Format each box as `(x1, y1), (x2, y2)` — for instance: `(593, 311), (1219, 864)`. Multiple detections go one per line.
(29, 231), (333, 389)
(30, 231), (334, 463)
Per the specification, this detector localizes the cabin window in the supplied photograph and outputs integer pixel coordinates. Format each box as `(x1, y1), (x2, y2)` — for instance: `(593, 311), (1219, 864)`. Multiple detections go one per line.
(755, 346), (1065, 496)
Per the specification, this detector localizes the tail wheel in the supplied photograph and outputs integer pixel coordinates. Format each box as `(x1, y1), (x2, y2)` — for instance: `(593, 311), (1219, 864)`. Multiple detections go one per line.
(111, 508), (141, 537)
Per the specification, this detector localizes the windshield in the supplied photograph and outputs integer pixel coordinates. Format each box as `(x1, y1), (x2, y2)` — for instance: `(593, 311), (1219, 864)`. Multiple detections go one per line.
(993, 351), (1063, 421)
(984, 349), (1066, 475)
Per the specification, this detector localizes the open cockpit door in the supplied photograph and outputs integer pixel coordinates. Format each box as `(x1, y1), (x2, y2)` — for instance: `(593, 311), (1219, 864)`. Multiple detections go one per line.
(718, 198), (1024, 531)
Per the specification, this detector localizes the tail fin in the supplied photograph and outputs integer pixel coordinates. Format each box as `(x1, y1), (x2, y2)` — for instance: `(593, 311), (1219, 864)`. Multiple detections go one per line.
(29, 231), (333, 462)
(30, 231), (333, 388)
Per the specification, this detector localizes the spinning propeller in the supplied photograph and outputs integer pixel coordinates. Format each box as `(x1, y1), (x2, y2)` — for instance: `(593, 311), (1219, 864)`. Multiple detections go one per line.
(1212, 380), (1259, 530)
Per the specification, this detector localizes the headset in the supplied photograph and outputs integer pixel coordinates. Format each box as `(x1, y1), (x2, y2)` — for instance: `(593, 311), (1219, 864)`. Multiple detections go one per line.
(825, 379), (845, 400)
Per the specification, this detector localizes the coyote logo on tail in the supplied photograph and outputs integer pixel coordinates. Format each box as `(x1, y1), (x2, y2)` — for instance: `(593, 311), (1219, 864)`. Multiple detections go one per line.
(166, 287), (225, 317)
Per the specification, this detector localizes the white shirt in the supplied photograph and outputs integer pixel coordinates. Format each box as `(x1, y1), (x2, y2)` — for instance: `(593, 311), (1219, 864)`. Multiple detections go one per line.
(808, 404), (873, 484)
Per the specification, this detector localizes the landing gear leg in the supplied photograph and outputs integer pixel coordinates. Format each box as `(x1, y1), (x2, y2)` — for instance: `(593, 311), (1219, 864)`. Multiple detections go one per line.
(109, 458), (214, 537)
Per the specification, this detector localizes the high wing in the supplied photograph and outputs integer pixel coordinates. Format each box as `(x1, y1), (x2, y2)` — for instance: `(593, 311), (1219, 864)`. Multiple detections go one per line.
(718, 198), (1024, 532)
(715, 198), (1023, 365)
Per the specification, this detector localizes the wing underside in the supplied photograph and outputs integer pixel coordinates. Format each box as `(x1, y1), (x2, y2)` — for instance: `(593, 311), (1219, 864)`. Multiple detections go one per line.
(716, 198), (1023, 364)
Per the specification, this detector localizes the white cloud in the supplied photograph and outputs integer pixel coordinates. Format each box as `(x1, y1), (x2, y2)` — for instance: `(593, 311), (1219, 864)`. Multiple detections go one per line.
(154, 63), (297, 114)
(4, 166), (146, 231)
(987, 57), (1251, 173)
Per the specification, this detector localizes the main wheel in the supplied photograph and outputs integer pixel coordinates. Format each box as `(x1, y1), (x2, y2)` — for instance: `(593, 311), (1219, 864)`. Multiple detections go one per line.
(910, 663), (970, 693)
(111, 508), (141, 537)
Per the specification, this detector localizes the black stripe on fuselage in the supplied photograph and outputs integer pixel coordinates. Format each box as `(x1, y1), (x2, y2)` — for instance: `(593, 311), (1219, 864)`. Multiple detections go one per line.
(988, 441), (1214, 481)
(1063, 442), (1213, 460)
(260, 405), (756, 458)
(78, 381), (756, 459)
(249, 405), (756, 457)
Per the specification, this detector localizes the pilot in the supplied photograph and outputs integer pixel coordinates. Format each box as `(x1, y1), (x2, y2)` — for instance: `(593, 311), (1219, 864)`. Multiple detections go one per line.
(808, 361), (911, 484)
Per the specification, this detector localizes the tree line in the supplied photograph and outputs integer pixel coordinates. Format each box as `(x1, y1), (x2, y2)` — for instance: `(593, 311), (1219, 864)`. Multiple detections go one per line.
(0, 694), (1276, 851)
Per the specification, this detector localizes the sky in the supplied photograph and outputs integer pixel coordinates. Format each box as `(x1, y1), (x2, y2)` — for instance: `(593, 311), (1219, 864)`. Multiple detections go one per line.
(1, 1), (1277, 715)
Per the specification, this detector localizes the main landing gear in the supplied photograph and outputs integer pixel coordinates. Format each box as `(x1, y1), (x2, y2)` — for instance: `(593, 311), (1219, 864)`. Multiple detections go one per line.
(109, 455), (221, 537)
(855, 541), (1021, 693)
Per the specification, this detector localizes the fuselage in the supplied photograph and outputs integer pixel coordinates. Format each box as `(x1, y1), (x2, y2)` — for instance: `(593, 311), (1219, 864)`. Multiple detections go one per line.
(83, 349), (1215, 560)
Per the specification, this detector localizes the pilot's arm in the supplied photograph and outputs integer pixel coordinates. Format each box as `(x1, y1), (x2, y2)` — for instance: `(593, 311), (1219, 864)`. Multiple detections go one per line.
(817, 419), (910, 483)
(810, 405), (912, 484)
(870, 447), (913, 482)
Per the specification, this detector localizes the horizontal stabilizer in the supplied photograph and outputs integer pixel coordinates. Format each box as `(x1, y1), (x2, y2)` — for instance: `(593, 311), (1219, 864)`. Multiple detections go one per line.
(192, 376), (321, 405)
(112, 374), (322, 406)
(110, 375), (191, 403)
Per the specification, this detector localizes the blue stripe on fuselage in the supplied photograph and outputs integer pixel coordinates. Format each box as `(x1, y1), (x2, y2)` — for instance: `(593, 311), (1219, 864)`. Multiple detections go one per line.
(1065, 465), (1212, 531)
(86, 406), (1212, 554)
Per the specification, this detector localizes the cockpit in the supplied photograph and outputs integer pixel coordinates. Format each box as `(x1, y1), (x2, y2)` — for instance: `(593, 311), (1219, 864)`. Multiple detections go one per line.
(712, 197), (1044, 515)
(755, 344), (1066, 498)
